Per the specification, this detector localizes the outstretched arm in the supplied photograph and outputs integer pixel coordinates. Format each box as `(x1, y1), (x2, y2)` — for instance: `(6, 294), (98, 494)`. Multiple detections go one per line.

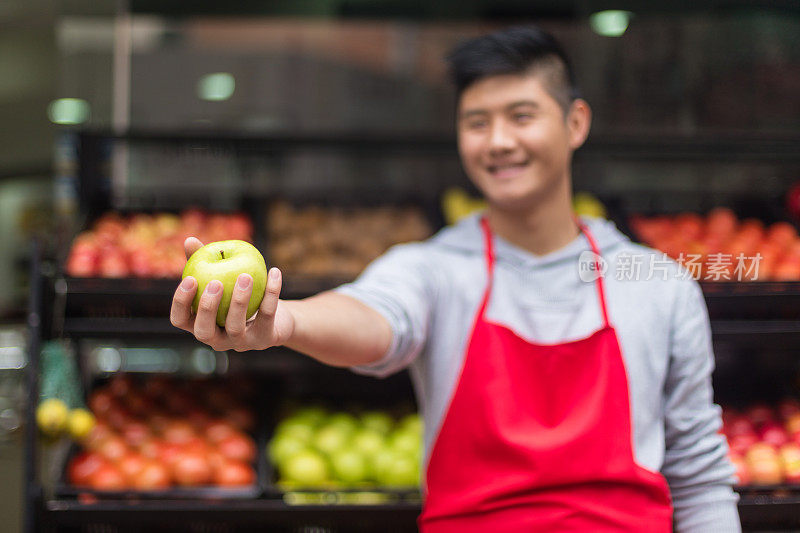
(169, 237), (393, 366)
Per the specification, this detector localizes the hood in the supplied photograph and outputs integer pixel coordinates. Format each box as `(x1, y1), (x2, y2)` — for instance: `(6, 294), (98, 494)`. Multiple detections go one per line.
(430, 212), (630, 269)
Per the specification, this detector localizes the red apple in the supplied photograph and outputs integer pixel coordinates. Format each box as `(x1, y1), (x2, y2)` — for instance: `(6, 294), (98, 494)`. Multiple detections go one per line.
(746, 442), (778, 464)
(729, 454), (751, 485)
(727, 416), (756, 438)
(729, 433), (759, 455)
(785, 413), (800, 435)
(761, 423), (790, 448)
(748, 456), (783, 485)
(746, 404), (775, 428)
(786, 182), (800, 220)
(99, 250), (130, 278)
(780, 444), (800, 483)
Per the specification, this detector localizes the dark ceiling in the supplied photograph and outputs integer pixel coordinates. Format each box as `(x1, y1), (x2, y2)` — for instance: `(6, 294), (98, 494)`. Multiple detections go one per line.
(128, 0), (800, 19)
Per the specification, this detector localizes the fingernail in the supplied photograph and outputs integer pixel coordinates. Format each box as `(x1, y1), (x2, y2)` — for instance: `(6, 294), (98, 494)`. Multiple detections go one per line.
(269, 268), (280, 280)
(180, 277), (196, 292)
(237, 274), (251, 290)
(206, 280), (222, 295)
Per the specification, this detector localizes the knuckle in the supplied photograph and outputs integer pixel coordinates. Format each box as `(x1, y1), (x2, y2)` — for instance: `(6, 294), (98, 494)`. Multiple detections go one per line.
(198, 298), (217, 313)
(231, 290), (250, 306)
(226, 324), (245, 338)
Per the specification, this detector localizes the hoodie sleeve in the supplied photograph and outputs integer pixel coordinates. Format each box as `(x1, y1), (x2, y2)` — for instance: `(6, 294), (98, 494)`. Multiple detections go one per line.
(662, 278), (741, 532)
(333, 242), (435, 378)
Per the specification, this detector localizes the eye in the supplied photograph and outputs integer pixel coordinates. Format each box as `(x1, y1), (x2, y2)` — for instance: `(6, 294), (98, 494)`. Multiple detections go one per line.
(513, 112), (533, 123)
(464, 119), (488, 131)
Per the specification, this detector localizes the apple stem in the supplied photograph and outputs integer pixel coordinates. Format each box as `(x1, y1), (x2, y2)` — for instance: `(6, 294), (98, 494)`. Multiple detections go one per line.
(220, 251), (225, 259)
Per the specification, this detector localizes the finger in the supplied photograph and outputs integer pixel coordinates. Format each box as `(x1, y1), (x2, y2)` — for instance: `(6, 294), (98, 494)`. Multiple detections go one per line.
(252, 267), (282, 330)
(170, 277), (197, 331)
(193, 280), (227, 347)
(225, 274), (253, 345)
(184, 237), (204, 260)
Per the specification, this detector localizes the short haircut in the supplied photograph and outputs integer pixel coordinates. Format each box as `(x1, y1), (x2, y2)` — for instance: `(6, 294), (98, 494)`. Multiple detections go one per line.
(446, 25), (581, 114)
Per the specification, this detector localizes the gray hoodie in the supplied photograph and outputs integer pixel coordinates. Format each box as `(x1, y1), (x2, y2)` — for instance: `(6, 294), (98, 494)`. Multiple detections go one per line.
(335, 213), (740, 532)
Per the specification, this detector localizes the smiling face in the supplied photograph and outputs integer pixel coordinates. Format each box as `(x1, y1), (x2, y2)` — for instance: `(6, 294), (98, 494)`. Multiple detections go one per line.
(457, 72), (590, 213)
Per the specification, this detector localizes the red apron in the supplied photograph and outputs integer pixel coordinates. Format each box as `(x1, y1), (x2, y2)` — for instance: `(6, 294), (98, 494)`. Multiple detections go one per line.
(418, 217), (673, 532)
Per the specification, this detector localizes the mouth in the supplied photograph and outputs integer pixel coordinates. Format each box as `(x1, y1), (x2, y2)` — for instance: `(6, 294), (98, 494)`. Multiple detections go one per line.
(486, 161), (529, 179)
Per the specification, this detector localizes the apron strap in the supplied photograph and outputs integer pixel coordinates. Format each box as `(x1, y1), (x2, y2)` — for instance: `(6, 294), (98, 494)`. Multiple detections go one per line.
(479, 216), (611, 330)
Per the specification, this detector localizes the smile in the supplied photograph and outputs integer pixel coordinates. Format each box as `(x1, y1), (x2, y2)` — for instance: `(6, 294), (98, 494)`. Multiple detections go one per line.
(486, 162), (529, 179)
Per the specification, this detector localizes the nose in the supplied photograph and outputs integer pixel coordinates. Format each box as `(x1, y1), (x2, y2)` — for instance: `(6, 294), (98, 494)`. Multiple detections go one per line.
(488, 119), (516, 154)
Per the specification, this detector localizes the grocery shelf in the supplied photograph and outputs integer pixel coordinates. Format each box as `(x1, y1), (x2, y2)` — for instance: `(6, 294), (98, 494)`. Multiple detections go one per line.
(702, 281), (800, 320)
(40, 498), (421, 532)
(738, 495), (800, 530)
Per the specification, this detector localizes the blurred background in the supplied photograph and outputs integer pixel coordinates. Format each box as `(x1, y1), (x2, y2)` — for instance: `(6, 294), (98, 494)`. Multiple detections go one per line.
(1, 1), (799, 532)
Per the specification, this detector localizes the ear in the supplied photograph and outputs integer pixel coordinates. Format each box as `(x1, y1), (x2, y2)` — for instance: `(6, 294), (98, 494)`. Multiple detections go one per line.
(567, 98), (592, 150)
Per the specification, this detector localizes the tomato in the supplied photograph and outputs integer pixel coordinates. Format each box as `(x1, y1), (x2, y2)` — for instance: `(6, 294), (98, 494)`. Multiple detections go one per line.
(97, 435), (129, 463)
(121, 421), (152, 448)
(205, 420), (237, 444)
(217, 432), (256, 463)
(214, 459), (255, 487)
(108, 374), (134, 397)
(106, 405), (133, 432)
(118, 453), (148, 482)
(157, 442), (184, 468)
(225, 407), (256, 432)
(146, 412), (172, 434)
(133, 461), (171, 490)
(88, 389), (115, 418)
(143, 375), (172, 399)
(84, 422), (114, 452)
(172, 450), (212, 486)
(165, 391), (194, 415)
(162, 420), (197, 445)
(68, 452), (108, 486)
(125, 391), (153, 416)
(139, 437), (162, 459)
(186, 408), (212, 431)
(90, 463), (127, 490)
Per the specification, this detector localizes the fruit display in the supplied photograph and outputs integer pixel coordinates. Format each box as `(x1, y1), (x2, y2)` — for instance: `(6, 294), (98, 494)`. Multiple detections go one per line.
(183, 240), (268, 327)
(66, 209), (254, 279)
(268, 406), (422, 489)
(66, 374), (258, 491)
(721, 399), (800, 485)
(630, 208), (800, 281)
(267, 201), (431, 278)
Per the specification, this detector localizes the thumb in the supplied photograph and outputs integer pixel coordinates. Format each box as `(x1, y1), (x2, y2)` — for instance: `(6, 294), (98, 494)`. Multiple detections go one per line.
(184, 237), (204, 260)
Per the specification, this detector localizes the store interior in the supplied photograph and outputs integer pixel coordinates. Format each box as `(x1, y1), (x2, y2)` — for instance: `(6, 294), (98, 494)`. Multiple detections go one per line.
(1, 1), (799, 532)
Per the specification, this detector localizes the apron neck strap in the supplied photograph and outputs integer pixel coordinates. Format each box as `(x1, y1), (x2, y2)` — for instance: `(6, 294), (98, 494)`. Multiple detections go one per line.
(479, 215), (611, 329)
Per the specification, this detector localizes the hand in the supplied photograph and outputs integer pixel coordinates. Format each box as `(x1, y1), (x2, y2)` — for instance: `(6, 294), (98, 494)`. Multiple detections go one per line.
(170, 237), (295, 352)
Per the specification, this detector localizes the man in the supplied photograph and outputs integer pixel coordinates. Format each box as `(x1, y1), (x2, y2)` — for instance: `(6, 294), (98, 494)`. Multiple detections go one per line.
(171, 25), (740, 532)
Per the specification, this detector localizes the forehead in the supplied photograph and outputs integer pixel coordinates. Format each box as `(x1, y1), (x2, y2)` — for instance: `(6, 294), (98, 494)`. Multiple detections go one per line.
(458, 72), (556, 113)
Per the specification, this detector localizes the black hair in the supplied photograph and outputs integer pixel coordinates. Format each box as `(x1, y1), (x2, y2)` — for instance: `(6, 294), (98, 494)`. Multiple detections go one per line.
(446, 25), (581, 113)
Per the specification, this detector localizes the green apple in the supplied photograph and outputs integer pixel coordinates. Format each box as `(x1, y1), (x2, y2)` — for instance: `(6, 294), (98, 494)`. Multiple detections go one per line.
(389, 429), (420, 456)
(182, 239), (268, 327)
(274, 418), (315, 443)
(313, 424), (352, 456)
(289, 406), (328, 428)
(281, 449), (329, 486)
(398, 413), (423, 436)
(326, 412), (360, 434)
(360, 411), (394, 434)
(330, 448), (369, 484)
(351, 428), (385, 459)
(268, 433), (308, 466)
(376, 453), (419, 487)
